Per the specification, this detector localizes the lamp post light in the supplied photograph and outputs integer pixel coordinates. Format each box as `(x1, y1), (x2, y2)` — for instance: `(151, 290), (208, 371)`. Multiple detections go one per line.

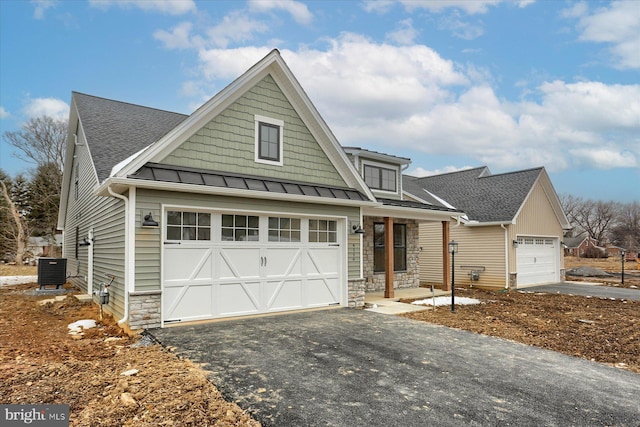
(449, 240), (459, 313)
(621, 250), (625, 286)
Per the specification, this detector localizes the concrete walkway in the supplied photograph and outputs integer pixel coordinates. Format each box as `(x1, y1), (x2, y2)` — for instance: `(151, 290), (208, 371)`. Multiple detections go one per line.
(364, 287), (449, 314)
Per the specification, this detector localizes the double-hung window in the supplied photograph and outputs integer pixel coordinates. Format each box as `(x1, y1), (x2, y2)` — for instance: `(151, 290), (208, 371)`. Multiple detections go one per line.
(373, 223), (406, 272)
(255, 115), (284, 166)
(364, 165), (396, 192)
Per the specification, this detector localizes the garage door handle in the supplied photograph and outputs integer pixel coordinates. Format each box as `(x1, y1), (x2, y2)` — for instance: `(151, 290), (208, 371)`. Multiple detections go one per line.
(164, 242), (181, 245)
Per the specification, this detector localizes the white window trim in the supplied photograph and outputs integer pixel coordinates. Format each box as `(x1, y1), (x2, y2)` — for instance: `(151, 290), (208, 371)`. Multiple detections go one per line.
(361, 160), (400, 195)
(254, 114), (284, 167)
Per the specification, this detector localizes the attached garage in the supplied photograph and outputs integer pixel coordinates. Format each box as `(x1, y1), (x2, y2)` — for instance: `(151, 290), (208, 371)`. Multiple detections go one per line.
(162, 209), (345, 324)
(515, 237), (560, 286)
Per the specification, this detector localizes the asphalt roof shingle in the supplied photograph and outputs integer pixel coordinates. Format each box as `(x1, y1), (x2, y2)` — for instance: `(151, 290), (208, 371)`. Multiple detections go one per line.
(404, 166), (543, 223)
(74, 92), (188, 182)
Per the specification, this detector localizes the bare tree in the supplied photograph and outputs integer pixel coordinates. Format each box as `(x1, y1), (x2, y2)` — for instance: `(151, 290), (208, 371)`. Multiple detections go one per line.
(559, 193), (583, 236)
(3, 116), (67, 172)
(610, 201), (640, 252)
(0, 178), (29, 264)
(573, 199), (619, 244)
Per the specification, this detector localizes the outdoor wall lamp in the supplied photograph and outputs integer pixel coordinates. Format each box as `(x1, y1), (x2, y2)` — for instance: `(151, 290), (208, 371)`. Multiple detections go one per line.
(78, 237), (92, 247)
(449, 240), (458, 313)
(142, 212), (159, 227)
(512, 240), (519, 248)
(352, 224), (365, 235)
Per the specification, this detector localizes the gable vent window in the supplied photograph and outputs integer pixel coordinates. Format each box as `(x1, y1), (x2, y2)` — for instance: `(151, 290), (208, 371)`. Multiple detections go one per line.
(364, 165), (396, 192)
(255, 115), (284, 166)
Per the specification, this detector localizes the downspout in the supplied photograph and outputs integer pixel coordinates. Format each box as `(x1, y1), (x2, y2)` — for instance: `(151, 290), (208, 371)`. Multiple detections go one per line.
(501, 224), (509, 289)
(107, 185), (130, 325)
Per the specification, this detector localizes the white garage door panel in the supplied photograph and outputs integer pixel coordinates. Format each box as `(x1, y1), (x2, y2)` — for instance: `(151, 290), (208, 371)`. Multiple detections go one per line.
(219, 247), (261, 279)
(517, 238), (558, 286)
(164, 282), (213, 322)
(164, 247), (212, 281)
(218, 281), (261, 316)
(162, 214), (344, 324)
(265, 280), (303, 310)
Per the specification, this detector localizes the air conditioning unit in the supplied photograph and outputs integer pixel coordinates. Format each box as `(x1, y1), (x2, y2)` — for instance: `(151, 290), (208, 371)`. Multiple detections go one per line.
(38, 258), (67, 289)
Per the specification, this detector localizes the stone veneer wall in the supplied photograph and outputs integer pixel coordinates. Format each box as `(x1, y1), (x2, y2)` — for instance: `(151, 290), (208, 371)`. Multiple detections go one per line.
(348, 278), (366, 308)
(128, 291), (161, 329)
(362, 217), (420, 292)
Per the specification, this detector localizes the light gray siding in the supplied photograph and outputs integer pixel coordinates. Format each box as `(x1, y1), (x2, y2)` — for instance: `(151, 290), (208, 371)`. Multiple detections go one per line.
(61, 124), (126, 319)
(134, 189), (362, 292)
(162, 75), (347, 188)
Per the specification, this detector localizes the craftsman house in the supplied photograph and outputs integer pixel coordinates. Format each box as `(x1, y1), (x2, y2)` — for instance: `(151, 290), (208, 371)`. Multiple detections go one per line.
(404, 167), (571, 289)
(58, 50), (462, 330)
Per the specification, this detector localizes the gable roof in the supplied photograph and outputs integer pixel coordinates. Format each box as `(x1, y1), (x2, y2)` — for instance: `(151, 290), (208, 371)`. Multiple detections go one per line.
(73, 92), (188, 183)
(103, 49), (374, 200)
(404, 166), (547, 223)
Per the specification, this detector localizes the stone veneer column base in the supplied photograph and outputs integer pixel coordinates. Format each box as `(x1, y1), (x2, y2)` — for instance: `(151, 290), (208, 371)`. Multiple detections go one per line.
(128, 290), (161, 329)
(348, 279), (366, 308)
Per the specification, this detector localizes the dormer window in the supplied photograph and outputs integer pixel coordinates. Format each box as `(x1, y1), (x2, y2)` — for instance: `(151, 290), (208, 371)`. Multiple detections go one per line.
(364, 164), (396, 192)
(255, 115), (284, 166)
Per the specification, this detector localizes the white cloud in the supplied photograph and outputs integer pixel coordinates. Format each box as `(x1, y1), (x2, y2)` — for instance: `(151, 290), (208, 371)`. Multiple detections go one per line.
(438, 13), (485, 40)
(398, 0), (504, 15)
(0, 107), (10, 119)
(23, 98), (69, 120)
(89, 0), (196, 15)
(567, 1), (640, 69)
(154, 22), (198, 50)
(248, 0), (313, 25)
(570, 148), (637, 169)
(31, 0), (56, 19)
(205, 11), (270, 49)
(385, 19), (419, 45)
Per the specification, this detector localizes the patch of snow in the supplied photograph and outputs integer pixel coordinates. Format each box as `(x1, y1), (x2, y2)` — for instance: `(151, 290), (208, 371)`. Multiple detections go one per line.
(411, 296), (481, 306)
(0, 275), (38, 286)
(68, 319), (96, 333)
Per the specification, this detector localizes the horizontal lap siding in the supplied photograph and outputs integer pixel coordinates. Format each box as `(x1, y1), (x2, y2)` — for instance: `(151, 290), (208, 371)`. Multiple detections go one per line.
(134, 189), (361, 292)
(510, 181), (564, 272)
(62, 125), (126, 319)
(162, 75), (346, 188)
(419, 223), (506, 288)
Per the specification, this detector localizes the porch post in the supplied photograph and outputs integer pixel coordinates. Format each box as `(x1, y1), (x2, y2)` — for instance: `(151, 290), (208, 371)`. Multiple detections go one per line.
(442, 221), (450, 291)
(384, 216), (394, 298)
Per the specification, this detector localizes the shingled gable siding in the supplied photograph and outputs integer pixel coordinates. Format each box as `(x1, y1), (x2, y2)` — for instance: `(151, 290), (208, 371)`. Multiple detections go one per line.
(510, 180), (564, 275)
(419, 222), (506, 288)
(62, 125), (126, 320)
(161, 75), (347, 188)
(133, 188), (362, 291)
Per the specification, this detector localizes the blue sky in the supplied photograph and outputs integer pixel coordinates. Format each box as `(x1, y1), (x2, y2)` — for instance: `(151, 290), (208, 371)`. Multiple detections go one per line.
(1, 0), (638, 202)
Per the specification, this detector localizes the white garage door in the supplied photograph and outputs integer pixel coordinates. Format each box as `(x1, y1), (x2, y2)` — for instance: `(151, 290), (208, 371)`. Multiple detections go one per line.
(162, 211), (344, 324)
(516, 237), (559, 286)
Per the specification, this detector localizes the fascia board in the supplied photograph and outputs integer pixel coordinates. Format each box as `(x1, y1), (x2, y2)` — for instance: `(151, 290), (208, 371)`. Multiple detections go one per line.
(343, 147), (411, 165)
(95, 177), (377, 208)
(362, 204), (462, 222)
(57, 98), (78, 230)
(463, 220), (514, 227)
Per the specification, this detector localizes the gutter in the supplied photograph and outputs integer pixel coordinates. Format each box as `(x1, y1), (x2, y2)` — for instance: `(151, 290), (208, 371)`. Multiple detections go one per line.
(107, 185), (130, 326)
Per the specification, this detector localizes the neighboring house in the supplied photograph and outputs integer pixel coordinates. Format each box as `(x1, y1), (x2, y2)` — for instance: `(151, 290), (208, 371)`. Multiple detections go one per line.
(27, 235), (63, 259)
(563, 235), (602, 257)
(404, 167), (571, 289)
(58, 50), (462, 330)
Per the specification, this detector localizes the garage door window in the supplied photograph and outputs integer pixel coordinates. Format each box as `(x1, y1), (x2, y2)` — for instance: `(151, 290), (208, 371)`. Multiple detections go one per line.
(167, 211), (211, 241)
(269, 217), (301, 242)
(309, 219), (337, 243)
(222, 214), (259, 241)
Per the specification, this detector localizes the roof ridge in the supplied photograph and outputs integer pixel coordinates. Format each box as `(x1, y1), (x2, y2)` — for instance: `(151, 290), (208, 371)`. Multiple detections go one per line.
(478, 166), (543, 179)
(73, 91), (188, 117)
(409, 166), (488, 181)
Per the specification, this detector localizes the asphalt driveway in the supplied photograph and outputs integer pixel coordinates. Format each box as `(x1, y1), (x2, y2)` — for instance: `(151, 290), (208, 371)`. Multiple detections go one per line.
(149, 309), (640, 426)
(523, 282), (640, 300)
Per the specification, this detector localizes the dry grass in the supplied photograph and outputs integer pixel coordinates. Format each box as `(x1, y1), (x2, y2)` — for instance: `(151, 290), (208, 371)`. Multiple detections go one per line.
(565, 255), (639, 271)
(0, 264), (37, 276)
